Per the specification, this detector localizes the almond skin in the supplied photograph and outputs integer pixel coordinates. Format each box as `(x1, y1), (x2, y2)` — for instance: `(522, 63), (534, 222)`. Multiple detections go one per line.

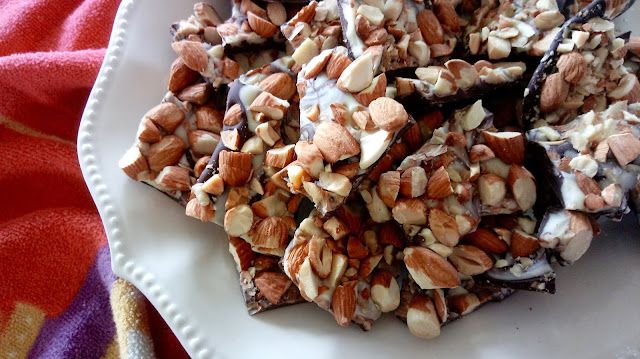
(332, 281), (357, 327)
(368, 97), (409, 132)
(252, 217), (289, 249)
(145, 102), (185, 133)
(417, 10), (444, 45)
(448, 245), (493, 275)
(403, 247), (461, 289)
(427, 166), (453, 199)
(511, 229), (540, 257)
(254, 271), (292, 304)
(247, 12), (278, 38)
(171, 41), (208, 72)
(259, 72), (297, 100)
(540, 73), (569, 113)
(218, 150), (253, 187)
(168, 57), (199, 93)
(147, 135), (186, 171)
(228, 236), (256, 271)
(313, 122), (360, 163)
(557, 52), (587, 85)
(482, 131), (525, 165)
(326, 53), (352, 79)
(433, 0), (460, 32)
(463, 228), (508, 254)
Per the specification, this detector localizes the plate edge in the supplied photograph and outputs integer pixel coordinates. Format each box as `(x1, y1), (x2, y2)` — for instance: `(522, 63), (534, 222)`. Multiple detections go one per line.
(76, 1), (215, 358)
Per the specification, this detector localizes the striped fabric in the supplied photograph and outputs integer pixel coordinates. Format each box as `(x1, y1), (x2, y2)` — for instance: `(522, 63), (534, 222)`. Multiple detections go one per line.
(0, 1), (190, 358)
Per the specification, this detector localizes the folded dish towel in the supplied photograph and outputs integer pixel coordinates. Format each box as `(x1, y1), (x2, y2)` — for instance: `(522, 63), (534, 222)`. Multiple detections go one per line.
(0, 1), (189, 358)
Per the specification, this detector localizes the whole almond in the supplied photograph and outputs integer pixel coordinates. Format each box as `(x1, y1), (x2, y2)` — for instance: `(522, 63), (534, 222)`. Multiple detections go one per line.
(252, 217), (289, 248)
(463, 228), (508, 254)
(332, 281), (357, 327)
(171, 41), (208, 72)
(448, 245), (493, 275)
(557, 52), (586, 85)
(433, 0), (460, 32)
(218, 150), (253, 187)
(404, 246), (461, 289)
(539, 73), (569, 113)
(145, 102), (185, 133)
(247, 12), (278, 38)
(259, 73), (297, 100)
(147, 135), (186, 171)
(195, 106), (223, 133)
(168, 57), (199, 93)
(254, 271), (292, 304)
(368, 97), (409, 132)
(137, 117), (162, 143)
(313, 122), (360, 163)
(417, 10), (444, 45)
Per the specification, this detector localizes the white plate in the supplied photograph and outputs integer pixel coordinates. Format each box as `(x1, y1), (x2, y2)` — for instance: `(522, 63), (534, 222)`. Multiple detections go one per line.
(78, 1), (640, 358)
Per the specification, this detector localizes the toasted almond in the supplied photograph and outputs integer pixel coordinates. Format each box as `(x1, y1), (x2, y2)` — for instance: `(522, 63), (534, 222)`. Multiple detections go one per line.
(601, 183), (623, 207)
(145, 102), (185, 133)
(354, 74), (387, 107)
(177, 83), (212, 105)
(574, 170), (601, 195)
(171, 41), (208, 72)
(254, 271), (291, 304)
(298, 257), (320, 300)
(185, 197), (215, 222)
(417, 10), (444, 45)
(216, 23), (239, 38)
(252, 217), (289, 249)
(147, 135), (186, 172)
(288, 1), (317, 25)
(119, 147), (150, 181)
(448, 244), (493, 275)
(330, 103), (349, 126)
(295, 141), (325, 178)
(377, 171), (400, 207)
(427, 166), (453, 199)
(228, 236), (256, 271)
(482, 131), (525, 165)
(559, 211), (594, 262)
(608, 74), (640, 104)
(593, 140), (609, 163)
(463, 228), (508, 253)
(264, 144), (295, 168)
(459, 99), (486, 131)
(607, 133), (640, 166)
(218, 150), (253, 187)
(584, 193), (605, 211)
(557, 52), (587, 85)
(487, 36), (511, 60)
(195, 106), (223, 133)
(137, 117), (162, 143)
(313, 122), (360, 163)
(347, 237), (369, 259)
(323, 217), (349, 240)
(188, 130), (220, 155)
(368, 97), (409, 132)
(240, 0), (265, 16)
(255, 122), (280, 146)
(407, 295), (441, 339)
(507, 164), (536, 211)
(332, 281), (357, 327)
(259, 73), (297, 100)
(168, 57), (199, 93)
(283, 240), (310, 279)
(511, 229), (540, 257)
(221, 129), (241, 150)
(433, 0), (460, 32)
(221, 57), (240, 79)
(533, 10), (564, 30)
(202, 173), (224, 195)
(223, 103), (243, 127)
(266, 1), (287, 26)
(404, 247), (460, 289)
(477, 173), (506, 207)
(392, 198), (428, 225)
(451, 293), (480, 315)
(445, 59), (478, 89)
(250, 91), (290, 120)
(429, 208), (460, 247)
(352, 110), (375, 131)
(371, 269), (400, 312)
(304, 49), (333, 79)
(469, 144), (495, 162)
(360, 254), (383, 277)
(337, 52), (374, 93)
(540, 73), (570, 113)
(224, 204), (254, 236)
(194, 2), (222, 26)
(400, 167), (428, 198)
(326, 52), (352, 79)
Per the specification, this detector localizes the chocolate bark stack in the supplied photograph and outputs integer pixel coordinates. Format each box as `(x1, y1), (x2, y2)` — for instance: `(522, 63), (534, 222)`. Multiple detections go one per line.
(119, 0), (640, 339)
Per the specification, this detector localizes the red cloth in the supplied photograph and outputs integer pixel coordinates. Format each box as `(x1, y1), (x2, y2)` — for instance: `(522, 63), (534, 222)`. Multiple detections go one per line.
(0, 0), (189, 357)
